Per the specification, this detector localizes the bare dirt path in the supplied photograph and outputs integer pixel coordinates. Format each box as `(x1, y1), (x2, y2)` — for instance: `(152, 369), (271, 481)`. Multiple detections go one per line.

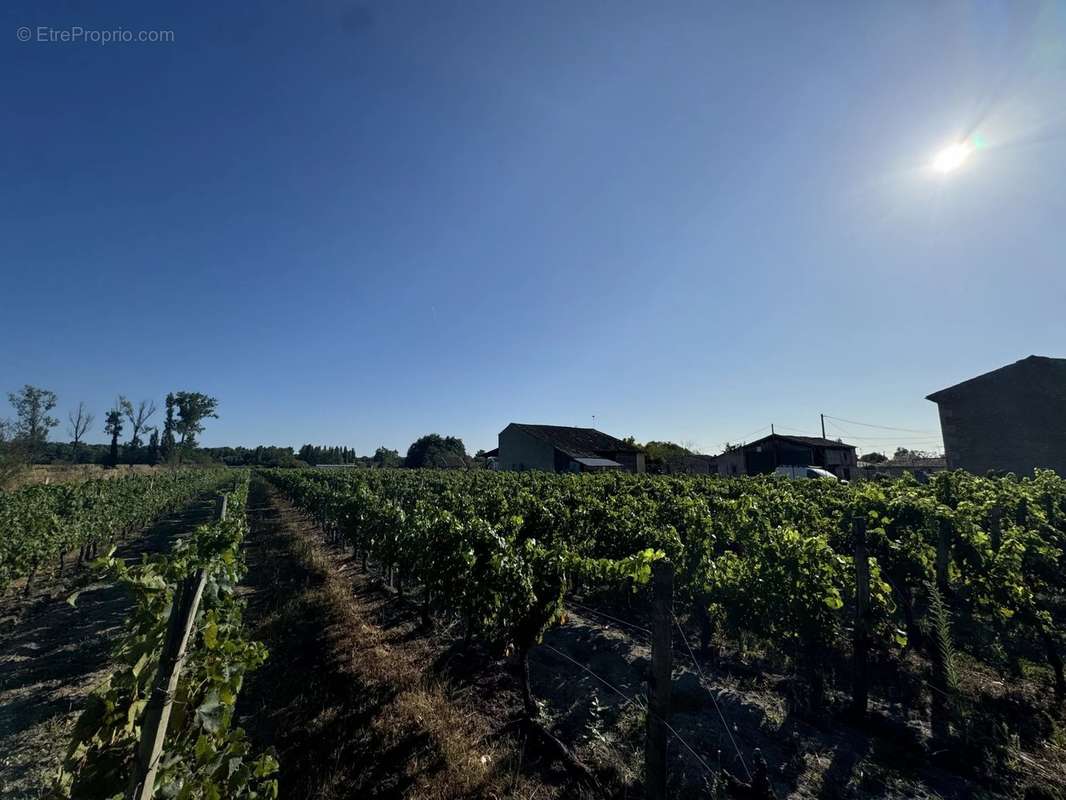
(0, 496), (218, 799)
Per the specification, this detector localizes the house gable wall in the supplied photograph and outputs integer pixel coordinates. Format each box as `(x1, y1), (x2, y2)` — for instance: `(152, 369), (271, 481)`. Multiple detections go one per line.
(498, 425), (556, 472)
(932, 362), (1066, 475)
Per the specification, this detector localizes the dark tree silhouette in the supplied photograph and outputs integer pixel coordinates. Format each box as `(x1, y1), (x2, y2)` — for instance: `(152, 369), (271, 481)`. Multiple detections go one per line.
(67, 401), (95, 464)
(104, 407), (124, 468)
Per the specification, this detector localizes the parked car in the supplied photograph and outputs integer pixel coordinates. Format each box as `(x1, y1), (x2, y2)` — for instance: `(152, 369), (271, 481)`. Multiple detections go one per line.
(773, 464), (840, 481)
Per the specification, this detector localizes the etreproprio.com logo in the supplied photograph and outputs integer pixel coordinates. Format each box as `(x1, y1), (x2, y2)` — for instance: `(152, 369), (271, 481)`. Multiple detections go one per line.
(17, 26), (175, 44)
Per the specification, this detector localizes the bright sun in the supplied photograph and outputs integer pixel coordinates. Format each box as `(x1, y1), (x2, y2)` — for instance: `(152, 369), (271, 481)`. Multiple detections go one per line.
(932, 141), (973, 174)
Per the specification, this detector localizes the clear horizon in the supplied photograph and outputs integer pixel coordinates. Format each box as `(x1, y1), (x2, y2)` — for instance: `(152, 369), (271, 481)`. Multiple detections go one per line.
(4, 2), (1064, 457)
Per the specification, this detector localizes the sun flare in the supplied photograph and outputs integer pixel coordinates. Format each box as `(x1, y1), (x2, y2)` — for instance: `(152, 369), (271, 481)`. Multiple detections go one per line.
(932, 141), (973, 174)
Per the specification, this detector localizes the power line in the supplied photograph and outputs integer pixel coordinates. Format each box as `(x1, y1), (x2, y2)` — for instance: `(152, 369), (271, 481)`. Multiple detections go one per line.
(728, 425), (771, 444)
(824, 420), (942, 443)
(828, 431), (942, 442)
(774, 426), (824, 437)
(822, 414), (938, 435)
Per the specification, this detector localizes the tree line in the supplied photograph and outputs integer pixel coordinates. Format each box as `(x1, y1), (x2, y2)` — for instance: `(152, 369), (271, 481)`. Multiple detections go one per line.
(1, 385), (219, 472)
(296, 444), (359, 465)
(1, 384), (488, 479)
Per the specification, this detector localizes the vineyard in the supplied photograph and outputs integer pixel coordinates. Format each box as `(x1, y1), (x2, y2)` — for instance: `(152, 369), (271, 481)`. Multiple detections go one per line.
(0, 469), (277, 800)
(262, 466), (1066, 798)
(0, 470), (230, 596)
(48, 473), (277, 799)
(3, 465), (1066, 798)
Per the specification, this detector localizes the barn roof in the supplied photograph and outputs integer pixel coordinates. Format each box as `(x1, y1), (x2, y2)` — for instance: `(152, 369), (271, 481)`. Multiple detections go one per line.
(722, 433), (856, 456)
(926, 355), (1066, 403)
(503, 423), (640, 458)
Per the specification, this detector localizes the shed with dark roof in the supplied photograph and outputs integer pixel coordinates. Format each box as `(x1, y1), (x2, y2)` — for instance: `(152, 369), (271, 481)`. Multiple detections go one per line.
(497, 423), (646, 473)
(713, 433), (858, 479)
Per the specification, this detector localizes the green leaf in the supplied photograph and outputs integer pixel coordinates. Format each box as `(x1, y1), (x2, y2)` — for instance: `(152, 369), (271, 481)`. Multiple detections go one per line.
(196, 691), (224, 734)
(195, 734), (215, 764)
(203, 620), (219, 650)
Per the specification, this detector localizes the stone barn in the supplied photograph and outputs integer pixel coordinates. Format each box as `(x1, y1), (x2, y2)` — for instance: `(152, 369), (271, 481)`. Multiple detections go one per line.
(497, 423), (646, 473)
(926, 355), (1066, 475)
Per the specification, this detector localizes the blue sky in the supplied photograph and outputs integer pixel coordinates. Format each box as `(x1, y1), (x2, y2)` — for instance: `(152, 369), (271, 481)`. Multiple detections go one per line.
(2, 1), (1064, 456)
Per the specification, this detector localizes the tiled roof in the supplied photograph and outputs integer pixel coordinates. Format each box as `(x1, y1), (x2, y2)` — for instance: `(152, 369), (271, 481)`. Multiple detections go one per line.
(504, 423), (639, 458)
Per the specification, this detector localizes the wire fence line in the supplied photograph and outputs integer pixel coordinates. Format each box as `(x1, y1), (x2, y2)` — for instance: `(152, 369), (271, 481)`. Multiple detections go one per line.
(673, 614), (753, 782)
(566, 599), (653, 638)
(538, 640), (728, 785)
(540, 643), (642, 711)
(560, 598), (756, 784)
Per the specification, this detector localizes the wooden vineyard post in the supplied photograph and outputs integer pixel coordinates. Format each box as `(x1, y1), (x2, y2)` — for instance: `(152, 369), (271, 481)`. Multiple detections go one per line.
(851, 516), (870, 718)
(128, 494), (226, 800)
(1015, 497), (1029, 527)
(990, 505), (1003, 553)
(645, 560), (674, 800)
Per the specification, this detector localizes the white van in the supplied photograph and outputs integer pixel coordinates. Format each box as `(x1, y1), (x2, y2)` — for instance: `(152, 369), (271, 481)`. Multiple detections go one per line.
(773, 465), (840, 481)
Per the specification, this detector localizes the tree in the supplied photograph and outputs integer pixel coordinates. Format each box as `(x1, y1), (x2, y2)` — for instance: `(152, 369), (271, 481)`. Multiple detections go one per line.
(104, 407), (124, 468)
(860, 451), (888, 463)
(298, 444), (359, 465)
(405, 434), (468, 469)
(638, 440), (699, 474)
(161, 393), (177, 463)
(298, 444), (318, 465)
(120, 397), (157, 453)
(8, 384), (59, 461)
(894, 447), (937, 461)
(372, 446), (402, 469)
(147, 429), (160, 464)
(67, 402), (95, 464)
(173, 391), (219, 464)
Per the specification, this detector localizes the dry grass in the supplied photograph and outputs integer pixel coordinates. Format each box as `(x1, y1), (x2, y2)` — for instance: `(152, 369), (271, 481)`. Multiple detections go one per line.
(8, 463), (168, 489)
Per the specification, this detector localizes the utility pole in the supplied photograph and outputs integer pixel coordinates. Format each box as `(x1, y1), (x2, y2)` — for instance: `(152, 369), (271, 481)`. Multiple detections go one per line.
(771, 423), (774, 435)
(820, 413), (826, 439)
